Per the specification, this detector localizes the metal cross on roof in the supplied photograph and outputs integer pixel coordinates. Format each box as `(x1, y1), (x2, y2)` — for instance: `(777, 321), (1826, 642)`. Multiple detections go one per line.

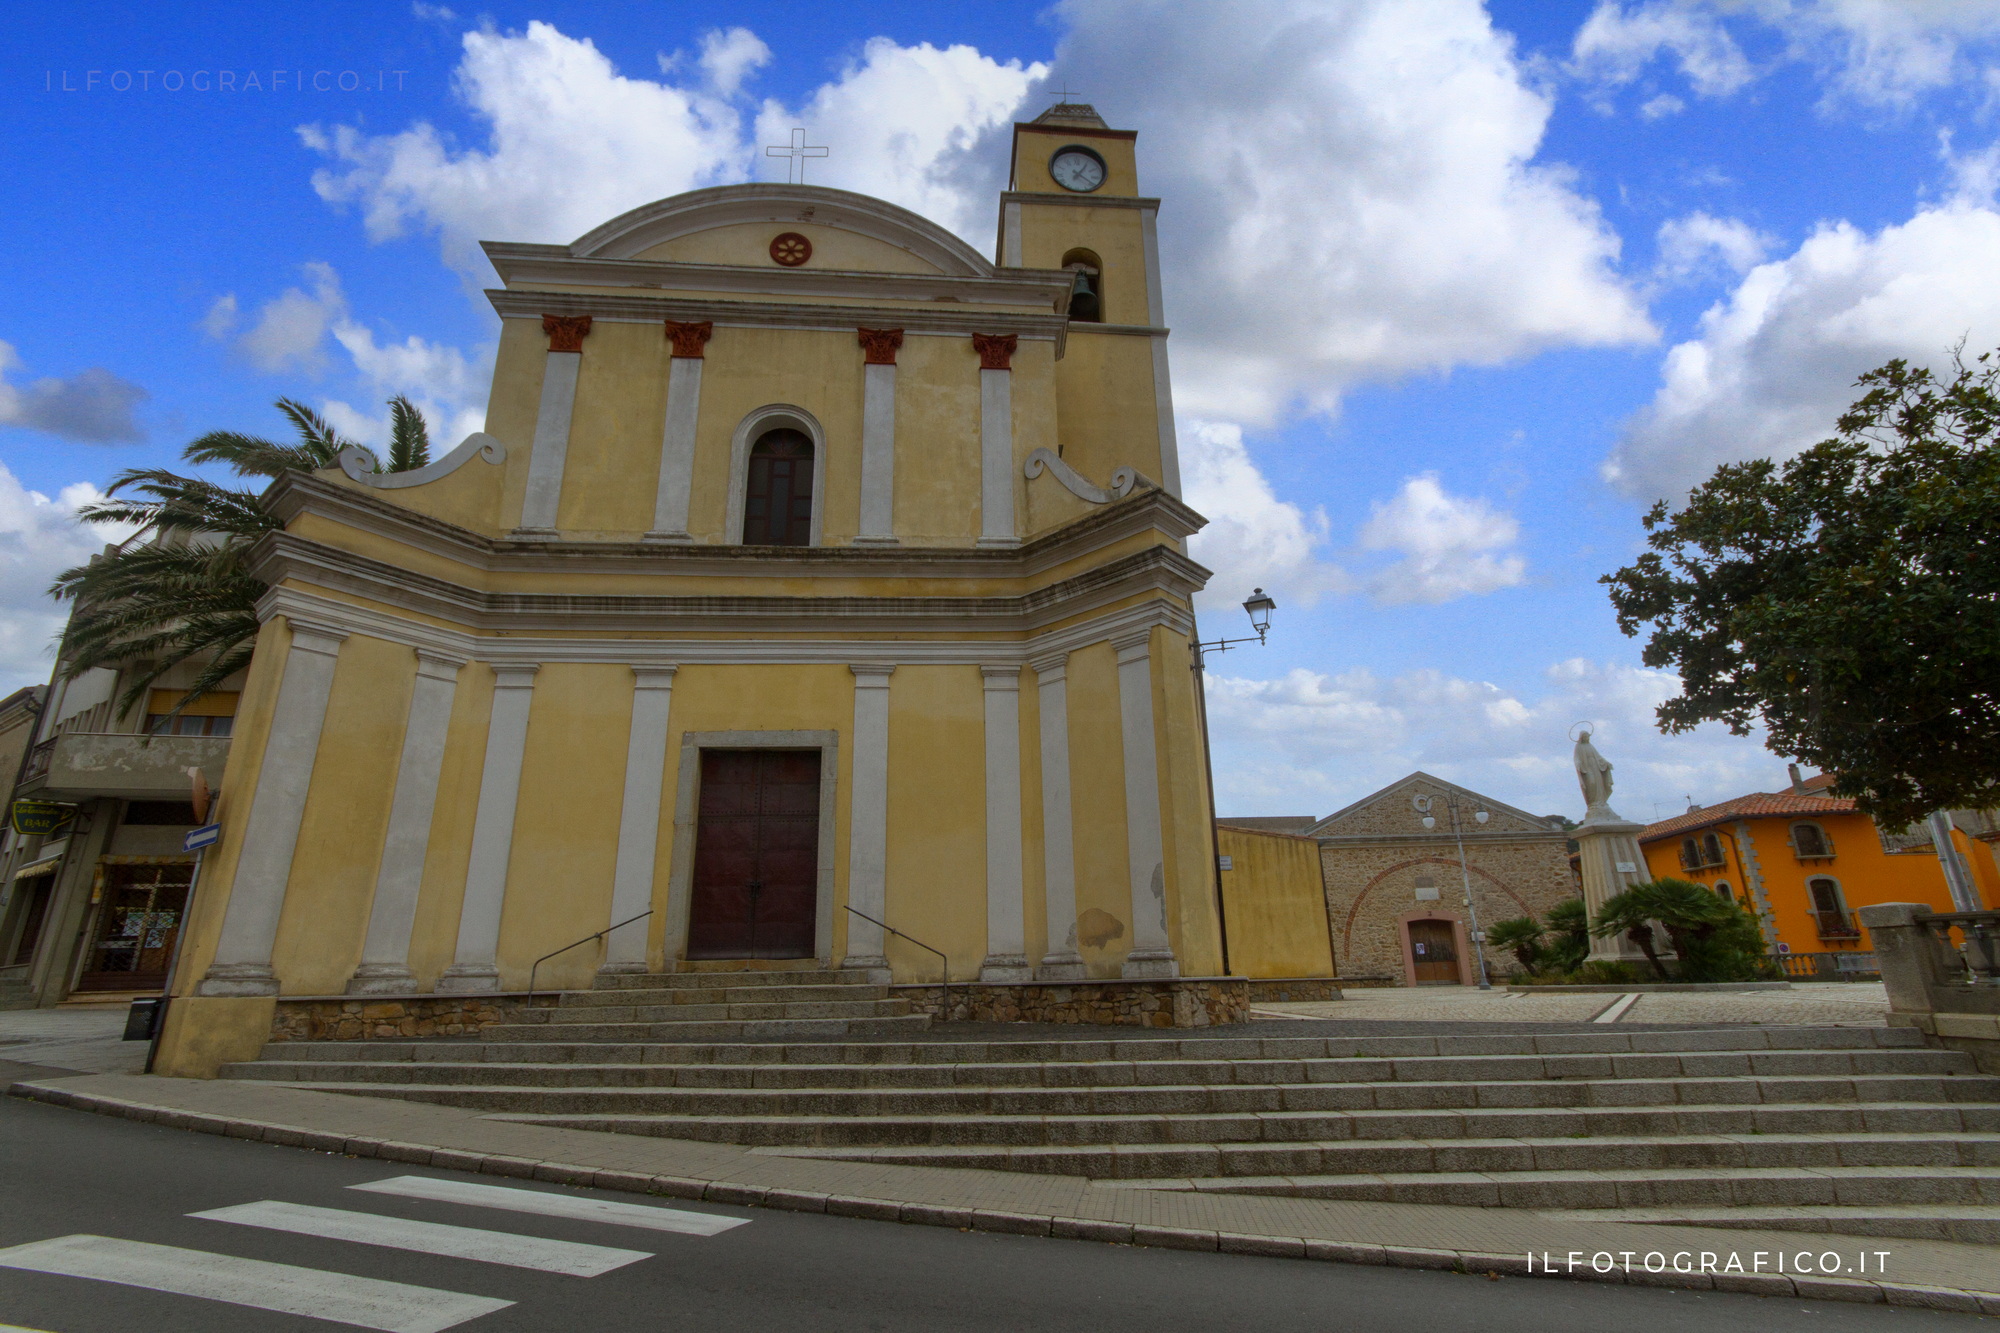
(1046, 81), (1084, 104)
(766, 127), (829, 185)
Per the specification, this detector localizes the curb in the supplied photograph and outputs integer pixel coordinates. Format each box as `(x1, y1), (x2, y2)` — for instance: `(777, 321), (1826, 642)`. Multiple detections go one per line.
(9, 1079), (1996, 1315)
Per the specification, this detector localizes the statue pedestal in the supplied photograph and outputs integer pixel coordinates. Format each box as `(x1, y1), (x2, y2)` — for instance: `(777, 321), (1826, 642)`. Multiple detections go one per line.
(1575, 810), (1651, 963)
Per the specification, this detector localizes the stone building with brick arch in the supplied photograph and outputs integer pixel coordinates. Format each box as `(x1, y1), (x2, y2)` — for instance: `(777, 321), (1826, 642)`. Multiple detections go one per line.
(1306, 772), (1579, 985)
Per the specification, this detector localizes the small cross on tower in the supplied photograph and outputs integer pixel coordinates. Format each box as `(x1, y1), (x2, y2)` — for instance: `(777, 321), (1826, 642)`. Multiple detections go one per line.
(766, 127), (829, 185)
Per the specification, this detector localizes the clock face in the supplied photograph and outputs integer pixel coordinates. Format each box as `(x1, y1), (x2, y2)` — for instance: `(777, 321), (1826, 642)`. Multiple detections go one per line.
(1049, 147), (1106, 193)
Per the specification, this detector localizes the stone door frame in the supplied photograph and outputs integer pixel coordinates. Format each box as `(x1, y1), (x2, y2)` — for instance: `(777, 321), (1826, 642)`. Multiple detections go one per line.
(1396, 908), (1473, 986)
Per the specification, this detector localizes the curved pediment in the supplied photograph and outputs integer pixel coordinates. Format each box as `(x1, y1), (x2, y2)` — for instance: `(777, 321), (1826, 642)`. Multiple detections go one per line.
(569, 184), (993, 277)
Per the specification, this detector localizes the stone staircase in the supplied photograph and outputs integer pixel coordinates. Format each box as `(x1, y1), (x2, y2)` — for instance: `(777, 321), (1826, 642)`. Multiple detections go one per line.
(220, 988), (2000, 1245)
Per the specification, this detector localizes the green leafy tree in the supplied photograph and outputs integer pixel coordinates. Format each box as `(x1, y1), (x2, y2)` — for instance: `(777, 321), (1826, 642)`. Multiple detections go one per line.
(1592, 878), (1767, 982)
(1602, 352), (2000, 828)
(1485, 916), (1545, 973)
(1541, 897), (1592, 973)
(50, 396), (430, 724)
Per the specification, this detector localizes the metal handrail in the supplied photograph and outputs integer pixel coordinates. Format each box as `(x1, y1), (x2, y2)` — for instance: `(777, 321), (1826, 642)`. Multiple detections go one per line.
(844, 905), (950, 1016)
(526, 910), (653, 1003)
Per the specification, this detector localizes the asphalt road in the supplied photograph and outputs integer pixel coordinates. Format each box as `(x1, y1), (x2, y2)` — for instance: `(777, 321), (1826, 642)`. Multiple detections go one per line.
(0, 1091), (1981, 1333)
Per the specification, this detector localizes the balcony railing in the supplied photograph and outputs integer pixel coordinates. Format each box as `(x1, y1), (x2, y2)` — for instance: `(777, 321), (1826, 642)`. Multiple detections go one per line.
(1812, 910), (1861, 940)
(14, 732), (230, 801)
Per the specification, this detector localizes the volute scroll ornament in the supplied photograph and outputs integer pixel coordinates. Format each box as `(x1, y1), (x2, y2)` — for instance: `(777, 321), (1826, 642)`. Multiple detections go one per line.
(1024, 447), (1155, 505)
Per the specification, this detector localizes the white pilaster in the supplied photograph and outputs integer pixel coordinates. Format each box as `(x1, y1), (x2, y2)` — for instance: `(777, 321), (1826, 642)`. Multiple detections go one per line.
(1114, 629), (1177, 978)
(437, 664), (539, 993)
(347, 649), (466, 995)
(854, 361), (898, 545)
(517, 351), (581, 536)
(645, 359), (703, 542)
(842, 664), (894, 979)
(1031, 654), (1086, 980)
(979, 667), (1030, 982)
(601, 665), (678, 974)
(197, 622), (349, 997)
(1001, 201), (1024, 267)
(977, 367), (1017, 548)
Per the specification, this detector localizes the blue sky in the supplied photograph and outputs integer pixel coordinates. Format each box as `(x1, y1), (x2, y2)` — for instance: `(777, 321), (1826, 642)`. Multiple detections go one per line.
(5, 0), (1999, 823)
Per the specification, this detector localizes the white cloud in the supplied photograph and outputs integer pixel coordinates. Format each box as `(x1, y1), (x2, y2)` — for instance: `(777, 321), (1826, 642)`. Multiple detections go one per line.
(0, 341), (148, 444)
(1639, 92), (1687, 119)
(1180, 419), (1347, 611)
(1357, 474), (1526, 604)
(200, 293), (239, 340)
(1572, 1), (2000, 111)
(1606, 197), (2000, 498)
(1048, 0), (1653, 423)
(753, 40), (1043, 236)
(1655, 210), (1773, 282)
(325, 317), (491, 448)
(238, 262), (345, 373)
(0, 466), (136, 692)
(1205, 656), (1780, 822)
(697, 27), (771, 97)
(301, 22), (755, 276)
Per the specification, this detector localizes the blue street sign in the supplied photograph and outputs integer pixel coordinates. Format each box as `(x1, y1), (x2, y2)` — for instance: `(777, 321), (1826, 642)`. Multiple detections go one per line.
(184, 823), (222, 852)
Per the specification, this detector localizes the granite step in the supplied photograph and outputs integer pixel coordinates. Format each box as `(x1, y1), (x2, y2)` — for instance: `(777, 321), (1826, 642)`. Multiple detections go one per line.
(1536, 1203), (2000, 1246)
(591, 969), (874, 991)
(556, 984), (892, 1008)
(474, 1014), (932, 1042)
(518, 998), (914, 1024)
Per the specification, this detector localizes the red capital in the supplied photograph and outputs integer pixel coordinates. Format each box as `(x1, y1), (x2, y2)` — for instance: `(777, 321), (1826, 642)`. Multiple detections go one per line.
(972, 332), (1017, 371)
(857, 328), (904, 365)
(542, 314), (592, 353)
(664, 320), (714, 359)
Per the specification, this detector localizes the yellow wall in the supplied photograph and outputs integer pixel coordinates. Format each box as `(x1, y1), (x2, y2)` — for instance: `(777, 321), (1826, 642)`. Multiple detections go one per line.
(1065, 641), (1134, 975)
(634, 221), (945, 273)
(883, 666), (987, 978)
(1218, 826), (1337, 978)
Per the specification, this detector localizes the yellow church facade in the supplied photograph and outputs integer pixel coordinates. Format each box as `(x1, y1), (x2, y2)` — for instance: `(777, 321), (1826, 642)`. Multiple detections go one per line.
(154, 106), (1230, 1072)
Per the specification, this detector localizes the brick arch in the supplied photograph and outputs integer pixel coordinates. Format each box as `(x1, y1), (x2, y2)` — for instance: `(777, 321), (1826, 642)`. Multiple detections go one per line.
(1340, 855), (1533, 959)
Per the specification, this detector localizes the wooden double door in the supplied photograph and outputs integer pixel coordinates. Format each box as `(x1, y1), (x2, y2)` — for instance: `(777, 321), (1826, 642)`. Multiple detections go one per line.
(1407, 918), (1461, 985)
(686, 749), (821, 960)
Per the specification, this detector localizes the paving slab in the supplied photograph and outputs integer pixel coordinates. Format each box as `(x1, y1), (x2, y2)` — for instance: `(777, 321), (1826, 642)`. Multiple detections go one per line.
(9, 1069), (1997, 1312)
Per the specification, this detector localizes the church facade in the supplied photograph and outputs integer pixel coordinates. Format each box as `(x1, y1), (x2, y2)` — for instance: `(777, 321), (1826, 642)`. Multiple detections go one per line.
(155, 106), (1228, 1070)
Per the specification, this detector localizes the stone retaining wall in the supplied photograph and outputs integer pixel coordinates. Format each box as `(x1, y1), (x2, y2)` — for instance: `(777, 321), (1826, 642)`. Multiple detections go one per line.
(1244, 978), (1345, 1002)
(269, 995), (528, 1041)
(892, 977), (1249, 1027)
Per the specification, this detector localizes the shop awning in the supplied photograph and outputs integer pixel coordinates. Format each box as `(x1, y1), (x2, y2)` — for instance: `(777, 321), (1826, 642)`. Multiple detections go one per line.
(11, 856), (61, 881)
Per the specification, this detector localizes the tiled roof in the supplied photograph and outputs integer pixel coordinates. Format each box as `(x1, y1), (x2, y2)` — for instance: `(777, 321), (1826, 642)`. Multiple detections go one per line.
(1639, 789), (1856, 843)
(1217, 816), (1318, 834)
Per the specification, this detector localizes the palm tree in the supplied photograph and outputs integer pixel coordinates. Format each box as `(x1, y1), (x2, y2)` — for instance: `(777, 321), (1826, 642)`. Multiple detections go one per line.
(49, 395), (432, 727)
(1484, 916), (1545, 974)
(1592, 878), (1751, 981)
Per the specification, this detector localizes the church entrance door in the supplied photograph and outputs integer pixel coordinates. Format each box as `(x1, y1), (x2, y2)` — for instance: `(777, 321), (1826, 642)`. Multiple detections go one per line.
(687, 749), (821, 959)
(1407, 918), (1460, 985)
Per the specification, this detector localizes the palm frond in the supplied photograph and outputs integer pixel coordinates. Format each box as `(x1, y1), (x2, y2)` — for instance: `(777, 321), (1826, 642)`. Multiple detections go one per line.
(384, 395), (432, 473)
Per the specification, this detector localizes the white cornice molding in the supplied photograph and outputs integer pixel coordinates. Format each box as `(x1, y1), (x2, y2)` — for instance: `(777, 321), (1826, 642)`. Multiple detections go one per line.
(256, 584), (1191, 668)
(997, 191), (1161, 212)
(486, 289), (1071, 356)
(483, 246), (1071, 310)
(335, 432), (505, 490)
(259, 471), (1208, 583)
(557, 184), (994, 274)
(249, 531), (1206, 639)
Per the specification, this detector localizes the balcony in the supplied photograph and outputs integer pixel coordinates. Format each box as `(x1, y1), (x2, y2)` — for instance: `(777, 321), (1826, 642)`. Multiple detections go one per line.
(16, 732), (231, 801)
(1812, 910), (1862, 941)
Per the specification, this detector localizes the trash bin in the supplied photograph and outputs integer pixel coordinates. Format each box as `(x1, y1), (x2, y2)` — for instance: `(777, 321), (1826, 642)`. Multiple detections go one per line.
(123, 997), (162, 1042)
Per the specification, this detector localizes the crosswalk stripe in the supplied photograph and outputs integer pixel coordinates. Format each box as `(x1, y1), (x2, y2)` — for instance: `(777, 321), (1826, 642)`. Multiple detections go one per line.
(351, 1175), (750, 1237)
(190, 1200), (653, 1277)
(0, 1235), (512, 1333)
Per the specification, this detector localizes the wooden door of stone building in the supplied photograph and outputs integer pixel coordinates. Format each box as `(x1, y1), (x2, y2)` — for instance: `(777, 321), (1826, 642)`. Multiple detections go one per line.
(686, 749), (821, 959)
(1407, 918), (1460, 985)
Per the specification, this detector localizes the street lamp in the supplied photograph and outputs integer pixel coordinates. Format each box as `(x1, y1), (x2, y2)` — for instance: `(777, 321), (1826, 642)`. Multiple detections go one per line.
(1412, 791), (1494, 990)
(1192, 588), (1278, 976)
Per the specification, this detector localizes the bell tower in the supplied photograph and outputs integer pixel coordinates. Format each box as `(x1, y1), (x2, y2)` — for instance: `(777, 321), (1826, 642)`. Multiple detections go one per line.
(998, 104), (1181, 496)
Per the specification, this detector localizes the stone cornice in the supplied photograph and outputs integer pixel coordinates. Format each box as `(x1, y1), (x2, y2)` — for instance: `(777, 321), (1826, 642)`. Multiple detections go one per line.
(1316, 831), (1572, 849)
(483, 245), (1073, 311)
(488, 288), (1070, 356)
(998, 190), (1160, 211)
(248, 529), (1207, 639)
(261, 470), (1208, 584)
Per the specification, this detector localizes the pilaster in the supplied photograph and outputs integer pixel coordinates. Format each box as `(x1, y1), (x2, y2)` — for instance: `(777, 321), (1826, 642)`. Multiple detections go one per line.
(974, 333), (1019, 549)
(197, 621), (349, 997)
(515, 315), (591, 538)
(1031, 652), (1086, 981)
(979, 666), (1031, 982)
(602, 665), (678, 974)
(645, 321), (711, 542)
(853, 328), (902, 546)
(842, 664), (895, 980)
(1113, 628), (1177, 979)
(437, 663), (539, 993)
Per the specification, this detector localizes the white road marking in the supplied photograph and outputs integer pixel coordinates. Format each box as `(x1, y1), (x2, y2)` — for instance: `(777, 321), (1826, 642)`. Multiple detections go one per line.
(0, 1234), (511, 1333)
(190, 1200), (652, 1277)
(351, 1175), (749, 1237)
(1592, 993), (1642, 1023)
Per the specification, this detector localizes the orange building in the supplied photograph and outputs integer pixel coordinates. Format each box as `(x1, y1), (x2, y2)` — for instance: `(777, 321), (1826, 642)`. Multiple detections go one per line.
(1636, 771), (1999, 959)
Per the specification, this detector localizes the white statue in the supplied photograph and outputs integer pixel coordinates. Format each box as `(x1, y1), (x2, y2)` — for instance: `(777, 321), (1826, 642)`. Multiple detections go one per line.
(1573, 728), (1617, 817)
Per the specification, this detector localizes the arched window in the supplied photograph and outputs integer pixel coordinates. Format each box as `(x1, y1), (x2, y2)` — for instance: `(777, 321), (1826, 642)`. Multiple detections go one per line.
(1791, 821), (1832, 858)
(1807, 876), (1858, 938)
(1714, 881), (1734, 902)
(742, 428), (814, 546)
(1679, 837), (1702, 871)
(1701, 832), (1724, 867)
(1062, 248), (1103, 323)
